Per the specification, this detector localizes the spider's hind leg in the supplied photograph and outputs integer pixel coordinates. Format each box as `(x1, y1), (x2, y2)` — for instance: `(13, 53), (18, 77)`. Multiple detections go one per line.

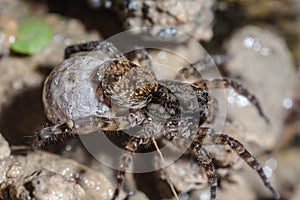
(190, 143), (218, 200)
(195, 130), (280, 199)
(213, 134), (279, 199)
(164, 132), (218, 200)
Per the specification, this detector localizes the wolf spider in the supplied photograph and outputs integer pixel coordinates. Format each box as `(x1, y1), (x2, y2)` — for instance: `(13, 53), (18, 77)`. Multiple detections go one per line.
(35, 40), (280, 200)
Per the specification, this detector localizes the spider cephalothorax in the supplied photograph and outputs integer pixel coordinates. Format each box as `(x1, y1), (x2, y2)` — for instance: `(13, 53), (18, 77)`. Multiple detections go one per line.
(101, 58), (158, 109)
(36, 41), (280, 200)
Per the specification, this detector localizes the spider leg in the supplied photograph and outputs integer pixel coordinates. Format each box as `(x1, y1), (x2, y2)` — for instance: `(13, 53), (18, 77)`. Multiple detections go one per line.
(33, 115), (140, 148)
(193, 128), (280, 200)
(175, 55), (231, 80)
(190, 143), (218, 200)
(64, 40), (125, 59)
(163, 132), (217, 200)
(193, 78), (270, 123)
(111, 137), (143, 200)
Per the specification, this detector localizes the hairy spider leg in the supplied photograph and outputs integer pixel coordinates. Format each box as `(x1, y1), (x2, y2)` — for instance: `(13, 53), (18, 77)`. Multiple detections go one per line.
(163, 130), (218, 200)
(194, 128), (280, 200)
(111, 137), (142, 200)
(193, 79), (270, 123)
(64, 40), (125, 59)
(175, 55), (232, 81)
(33, 115), (135, 148)
(190, 144), (218, 200)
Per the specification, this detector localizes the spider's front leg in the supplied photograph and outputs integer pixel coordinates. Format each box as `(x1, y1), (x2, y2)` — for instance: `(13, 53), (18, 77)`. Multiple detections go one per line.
(33, 115), (136, 148)
(194, 128), (280, 199)
(193, 79), (270, 123)
(175, 55), (231, 80)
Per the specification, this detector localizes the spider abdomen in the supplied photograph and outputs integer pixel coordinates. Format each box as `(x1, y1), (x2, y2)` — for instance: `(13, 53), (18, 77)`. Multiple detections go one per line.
(43, 56), (110, 125)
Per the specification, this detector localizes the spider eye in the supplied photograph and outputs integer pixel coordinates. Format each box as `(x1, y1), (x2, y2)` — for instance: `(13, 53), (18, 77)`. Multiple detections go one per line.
(102, 59), (158, 108)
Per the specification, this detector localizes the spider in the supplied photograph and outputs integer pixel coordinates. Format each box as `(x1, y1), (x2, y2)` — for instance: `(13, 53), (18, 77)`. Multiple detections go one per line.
(35, 40), (280, 200)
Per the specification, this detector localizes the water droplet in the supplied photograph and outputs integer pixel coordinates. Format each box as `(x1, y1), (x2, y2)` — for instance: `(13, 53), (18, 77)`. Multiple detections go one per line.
(243, 36), (271, 56)
(65, 144), (72, 151)
(6, 162), (23, 178)
(227, 89), (250, 107)
(108, 189), (114, 196)
(156, 50), (167, 61)
(128, 1), (139, 11)
(283, 98), (293, 109)
(8, 35), (15, 43)
(243, 36), (256, 48)
(261, 47), (271, 56)
(156, 27), (177, 39)
(263, 166), (273, 178)
(104, 1), (112, 8)
(236, 95), (250, 107)
(227, 95), (235, 104)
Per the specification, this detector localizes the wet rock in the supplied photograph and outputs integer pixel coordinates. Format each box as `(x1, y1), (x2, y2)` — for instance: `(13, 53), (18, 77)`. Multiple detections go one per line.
(118, 0), (215, 41)
(0, 132), (126, 200)
(0, 133), (10, 160)
(160, 156), (207, 194)
(0, 148), (124, 199)
(276, 148), (300, 198)
(189, 175), (255, 200)
(0, 56), (44, 113)
(217, 0), (300, 66)
(280, 74), (300, 149)
(3, 169), (85, 200)
(224, 26), (297, 149)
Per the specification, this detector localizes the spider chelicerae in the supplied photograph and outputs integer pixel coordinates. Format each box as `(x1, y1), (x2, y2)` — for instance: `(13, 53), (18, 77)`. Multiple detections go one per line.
(35, 40), (280, 200)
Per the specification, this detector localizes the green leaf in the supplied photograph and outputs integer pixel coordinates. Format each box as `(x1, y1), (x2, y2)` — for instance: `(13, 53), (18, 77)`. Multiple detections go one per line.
(11, 19), (53, 55)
